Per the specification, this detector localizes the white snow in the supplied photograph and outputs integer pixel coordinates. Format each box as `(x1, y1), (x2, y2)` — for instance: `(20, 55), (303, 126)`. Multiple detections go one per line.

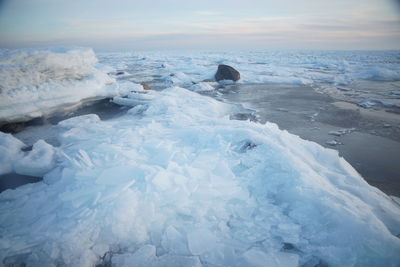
(0, 86), (399, 267)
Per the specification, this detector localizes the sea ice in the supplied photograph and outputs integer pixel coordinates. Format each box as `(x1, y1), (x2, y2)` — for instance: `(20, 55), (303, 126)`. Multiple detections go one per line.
(1, 49), (400, 267)
(326, 140), (342, 146)
(58, 114), (101, 129)
(328, 128), (355, 136)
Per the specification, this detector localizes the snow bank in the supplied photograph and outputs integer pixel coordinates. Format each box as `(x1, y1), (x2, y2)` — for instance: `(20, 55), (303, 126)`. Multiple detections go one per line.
(0, 48), (137, 123)
(1, 87), (399, 267)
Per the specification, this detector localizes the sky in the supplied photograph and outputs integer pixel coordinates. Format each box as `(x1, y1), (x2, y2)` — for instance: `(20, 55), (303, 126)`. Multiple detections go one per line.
(0, 0), (399, 51)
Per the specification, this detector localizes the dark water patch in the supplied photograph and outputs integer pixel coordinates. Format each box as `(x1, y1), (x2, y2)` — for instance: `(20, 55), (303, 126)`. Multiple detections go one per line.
(0, 117), (47, 134)
(1, 98), (128, 136)
(0, 173), (42, 193)
(316, 107), (362, 128)
(47, 98), (128, 124)
(21, 145), (33, 152)
(219, 83), (400, 196)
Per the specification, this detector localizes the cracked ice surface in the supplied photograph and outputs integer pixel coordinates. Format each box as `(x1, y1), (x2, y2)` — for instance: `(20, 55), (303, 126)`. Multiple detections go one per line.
(0, 87), (399, 267)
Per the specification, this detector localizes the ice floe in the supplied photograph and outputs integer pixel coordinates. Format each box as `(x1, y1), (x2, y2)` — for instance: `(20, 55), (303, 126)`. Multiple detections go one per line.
(328, 128), (356, 136)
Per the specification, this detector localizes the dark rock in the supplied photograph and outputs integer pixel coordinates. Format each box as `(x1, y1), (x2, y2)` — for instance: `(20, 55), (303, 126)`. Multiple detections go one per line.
(215, 64), (240, 82)
(141, 83), (152, 90)
(116, 71), (125, 76)
(202, 79), (215, 82)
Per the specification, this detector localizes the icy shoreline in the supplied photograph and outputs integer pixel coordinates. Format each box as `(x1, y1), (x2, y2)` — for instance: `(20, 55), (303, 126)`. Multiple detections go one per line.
(1, 48), (400, 266)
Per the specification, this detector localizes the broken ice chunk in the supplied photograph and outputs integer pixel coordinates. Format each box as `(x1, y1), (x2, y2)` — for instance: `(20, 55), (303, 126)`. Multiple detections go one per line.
(328, 131), (342, 137)
(127, 104), (148, 115)
(14, 139), (56, 177)
(328, 128), (355, 136)
(58, 114), (100, 129)
(0, 132), (25, 175)
(326, 140), (342, 146)
(187, 228), (217, 255)
(161, 225), (190, 254)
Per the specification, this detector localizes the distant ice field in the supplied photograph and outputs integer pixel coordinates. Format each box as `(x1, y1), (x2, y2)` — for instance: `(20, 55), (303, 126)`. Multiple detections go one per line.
(0, 48), (400, 266)
(99, 50), (400, 109)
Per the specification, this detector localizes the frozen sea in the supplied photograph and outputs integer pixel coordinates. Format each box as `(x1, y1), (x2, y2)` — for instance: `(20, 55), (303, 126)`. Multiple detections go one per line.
(0, 48), (400, 267)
